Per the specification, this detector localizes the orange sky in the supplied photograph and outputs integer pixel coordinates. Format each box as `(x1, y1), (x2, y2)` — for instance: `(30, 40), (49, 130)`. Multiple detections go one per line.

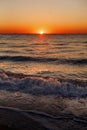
(0, 0), (87, 34)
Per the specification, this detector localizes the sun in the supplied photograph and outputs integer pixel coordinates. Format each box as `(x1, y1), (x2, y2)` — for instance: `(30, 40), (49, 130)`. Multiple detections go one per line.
(39, 30), (44, 35)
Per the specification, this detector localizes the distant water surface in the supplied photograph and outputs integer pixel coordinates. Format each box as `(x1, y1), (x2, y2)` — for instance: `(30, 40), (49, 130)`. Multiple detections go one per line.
(0, 34), (87, 81)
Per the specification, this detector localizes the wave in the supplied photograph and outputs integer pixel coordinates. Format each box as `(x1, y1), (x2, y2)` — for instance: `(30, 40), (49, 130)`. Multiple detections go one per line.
(0, 55), (87, 65)
(0, 70), (87, 98)
(83, 41), (87, 43)
(0, 42), (7, 45)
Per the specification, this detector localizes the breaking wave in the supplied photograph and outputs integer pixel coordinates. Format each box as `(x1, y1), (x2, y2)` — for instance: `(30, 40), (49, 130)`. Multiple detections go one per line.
(0, 70), (87, 98)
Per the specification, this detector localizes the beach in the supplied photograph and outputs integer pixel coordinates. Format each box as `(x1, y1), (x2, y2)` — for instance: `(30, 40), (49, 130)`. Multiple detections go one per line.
(0, 70), (87, 129)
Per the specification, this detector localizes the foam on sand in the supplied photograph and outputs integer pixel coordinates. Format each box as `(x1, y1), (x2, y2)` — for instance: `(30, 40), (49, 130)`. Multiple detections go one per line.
(0, 70), (87, 129)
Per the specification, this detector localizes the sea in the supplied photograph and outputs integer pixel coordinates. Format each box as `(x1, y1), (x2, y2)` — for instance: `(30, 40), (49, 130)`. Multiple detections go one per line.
(0, 34), (87, 129)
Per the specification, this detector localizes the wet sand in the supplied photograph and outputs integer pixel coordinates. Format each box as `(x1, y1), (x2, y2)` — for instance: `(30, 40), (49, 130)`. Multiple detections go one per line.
(0, 106), (87, 130)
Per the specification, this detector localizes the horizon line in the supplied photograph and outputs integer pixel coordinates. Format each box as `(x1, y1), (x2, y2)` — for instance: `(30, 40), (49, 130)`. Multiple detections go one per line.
(0, 33), (87, 35)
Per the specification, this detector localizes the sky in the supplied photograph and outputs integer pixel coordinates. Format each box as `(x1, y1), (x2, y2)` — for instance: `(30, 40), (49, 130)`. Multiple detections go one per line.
(0, 0), (87, 34)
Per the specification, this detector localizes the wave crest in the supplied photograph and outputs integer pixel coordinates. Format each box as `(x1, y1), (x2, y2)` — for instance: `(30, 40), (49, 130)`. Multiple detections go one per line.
(0, 70), (87, 98)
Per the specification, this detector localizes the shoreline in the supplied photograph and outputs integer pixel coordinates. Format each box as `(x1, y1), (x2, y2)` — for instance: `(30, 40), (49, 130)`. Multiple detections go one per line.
(0, 106), (87, 130)
(0, 70), (87, 129)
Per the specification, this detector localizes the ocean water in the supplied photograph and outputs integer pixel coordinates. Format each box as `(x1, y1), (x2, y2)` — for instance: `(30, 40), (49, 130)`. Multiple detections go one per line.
(0, 34), (87, 129)
(0, 34), (87, 80)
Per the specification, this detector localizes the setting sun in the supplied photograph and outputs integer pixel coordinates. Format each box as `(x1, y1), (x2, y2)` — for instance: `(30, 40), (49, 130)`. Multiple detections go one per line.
(39, 30), (44, 35)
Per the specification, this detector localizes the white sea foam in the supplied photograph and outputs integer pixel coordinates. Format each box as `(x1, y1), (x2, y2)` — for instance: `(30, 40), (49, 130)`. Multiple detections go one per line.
(0, 71), (87, 98)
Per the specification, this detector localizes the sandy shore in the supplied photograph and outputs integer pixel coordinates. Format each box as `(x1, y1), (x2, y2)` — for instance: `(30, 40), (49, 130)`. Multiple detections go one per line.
(0, 106), (87, 130)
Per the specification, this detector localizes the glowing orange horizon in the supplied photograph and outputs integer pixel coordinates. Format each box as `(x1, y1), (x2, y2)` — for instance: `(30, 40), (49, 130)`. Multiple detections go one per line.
(0, 24), (87, 34)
